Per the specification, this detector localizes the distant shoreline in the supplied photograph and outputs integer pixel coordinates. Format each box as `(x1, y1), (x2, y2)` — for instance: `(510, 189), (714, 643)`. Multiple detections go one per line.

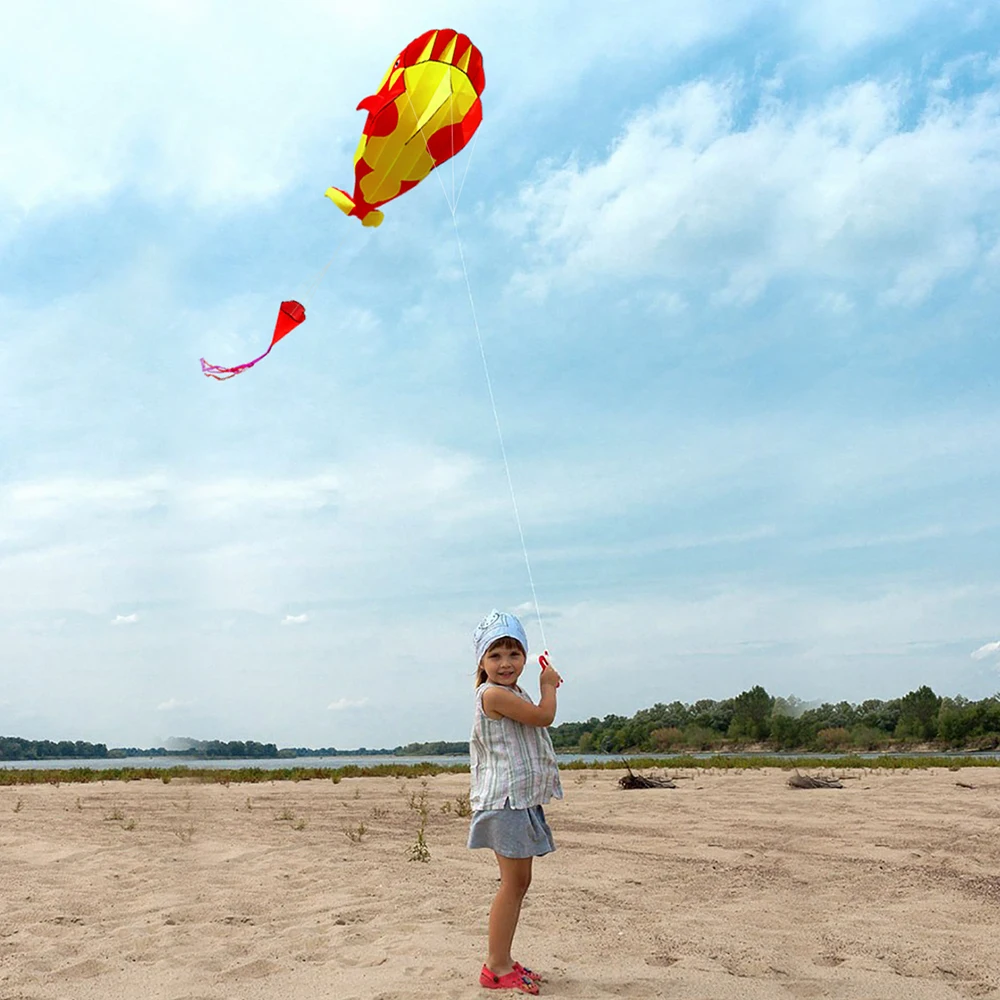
(3, 752), (1000, 784)
(3, 743), (999, 763)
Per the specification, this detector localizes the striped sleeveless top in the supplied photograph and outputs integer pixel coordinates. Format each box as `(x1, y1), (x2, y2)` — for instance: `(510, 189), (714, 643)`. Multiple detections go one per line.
(469, 681), (564, 811)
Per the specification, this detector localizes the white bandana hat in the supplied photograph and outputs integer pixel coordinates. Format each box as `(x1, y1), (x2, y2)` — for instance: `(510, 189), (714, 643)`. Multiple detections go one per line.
(474, 609), (528, 664)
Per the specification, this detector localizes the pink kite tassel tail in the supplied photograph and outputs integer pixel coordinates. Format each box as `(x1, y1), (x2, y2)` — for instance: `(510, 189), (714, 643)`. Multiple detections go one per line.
(200, 300), (306, 380)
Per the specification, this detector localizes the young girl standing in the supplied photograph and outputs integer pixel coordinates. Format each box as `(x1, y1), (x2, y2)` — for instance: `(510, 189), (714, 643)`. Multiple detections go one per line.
(468, 610), (563, 995)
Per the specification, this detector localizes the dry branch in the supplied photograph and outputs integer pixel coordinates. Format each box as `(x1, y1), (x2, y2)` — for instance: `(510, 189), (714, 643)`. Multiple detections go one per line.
(618, 761), (676, 789)
(787, 772), (843, 789)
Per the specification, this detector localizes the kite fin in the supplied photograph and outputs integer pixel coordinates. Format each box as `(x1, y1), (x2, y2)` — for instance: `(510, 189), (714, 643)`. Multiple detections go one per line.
(326, 186), (357, 217)
(356, 93), (386, 115)
(326, 187), (384, 227)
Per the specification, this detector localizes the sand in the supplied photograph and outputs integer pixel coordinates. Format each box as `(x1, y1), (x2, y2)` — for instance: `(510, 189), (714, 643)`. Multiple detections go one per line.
(1, 766), (998, 1000)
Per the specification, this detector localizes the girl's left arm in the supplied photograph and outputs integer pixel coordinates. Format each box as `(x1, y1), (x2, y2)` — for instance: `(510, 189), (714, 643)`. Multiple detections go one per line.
(482, 685), (557, 727)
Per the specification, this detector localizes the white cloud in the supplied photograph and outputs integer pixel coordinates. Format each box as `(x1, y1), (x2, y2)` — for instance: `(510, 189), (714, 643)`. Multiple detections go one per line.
(111, 613), (138, 626)
(1, 404), (997, 619)
(3, 476), (168, 522)
(791, 0), (940, 51)
(505, 80), (1000, 305)
(327, 697), (370, 711)
(156, 697), (188, 711)
(0, 2), (380, 212)
(0, 439), (496, 615)
(0, 1), (756, 215)
(551, 583), (1000, 671)
(971, 640), (1000, 660)
(281, 613), (309, 625)
(3, 1), (946, 217)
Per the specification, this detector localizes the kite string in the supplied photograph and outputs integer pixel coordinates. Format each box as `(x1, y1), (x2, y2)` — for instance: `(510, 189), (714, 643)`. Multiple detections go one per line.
(402, 88), (547, 650)
(448, 209), (547, 651)
(297, 241), (341, 307)
(453, 130), (479, 215)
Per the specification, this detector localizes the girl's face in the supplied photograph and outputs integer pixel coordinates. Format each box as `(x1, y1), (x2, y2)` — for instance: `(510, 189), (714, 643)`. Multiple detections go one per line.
(480, 641), (526, 686)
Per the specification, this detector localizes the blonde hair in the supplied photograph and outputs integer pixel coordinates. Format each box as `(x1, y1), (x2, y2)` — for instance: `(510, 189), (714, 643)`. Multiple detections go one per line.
(475, 635), (526, 687)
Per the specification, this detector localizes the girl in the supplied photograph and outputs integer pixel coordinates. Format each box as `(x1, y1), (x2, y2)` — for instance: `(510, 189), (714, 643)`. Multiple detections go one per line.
(468, 610), (564, 995)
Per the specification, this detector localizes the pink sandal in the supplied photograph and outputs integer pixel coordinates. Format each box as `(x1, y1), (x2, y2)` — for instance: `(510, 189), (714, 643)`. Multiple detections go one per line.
(480, 964), (539, 994)
(513, 962), (542, 983)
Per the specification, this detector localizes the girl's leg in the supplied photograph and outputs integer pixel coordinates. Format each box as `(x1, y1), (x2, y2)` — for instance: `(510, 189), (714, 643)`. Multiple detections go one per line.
(487, 853), (533, 975)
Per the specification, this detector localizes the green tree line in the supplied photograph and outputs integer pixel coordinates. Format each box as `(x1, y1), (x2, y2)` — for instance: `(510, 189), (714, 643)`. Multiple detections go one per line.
(0, 737), (109, 760)
(0, 737), (280, 761)
(548, 686), (1000, 752)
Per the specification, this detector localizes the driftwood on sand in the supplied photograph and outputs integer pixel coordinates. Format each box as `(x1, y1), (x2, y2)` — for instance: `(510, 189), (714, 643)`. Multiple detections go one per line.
(618, 761), (676, 789)
(787, 772), (843, 789)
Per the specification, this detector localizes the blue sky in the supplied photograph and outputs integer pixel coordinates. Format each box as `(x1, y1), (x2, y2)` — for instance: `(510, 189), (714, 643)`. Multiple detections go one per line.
(2, 0), (999, 749)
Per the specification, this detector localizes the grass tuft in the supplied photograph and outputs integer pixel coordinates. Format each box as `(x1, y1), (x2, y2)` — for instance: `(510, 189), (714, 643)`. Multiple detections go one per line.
(344, 821), (366, 843)
(408, 828), (430, 863)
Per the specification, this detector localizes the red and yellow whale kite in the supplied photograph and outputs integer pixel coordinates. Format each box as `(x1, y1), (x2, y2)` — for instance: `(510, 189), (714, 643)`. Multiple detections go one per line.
(326, 28), (485, 227)
(201, 29), (483, 379)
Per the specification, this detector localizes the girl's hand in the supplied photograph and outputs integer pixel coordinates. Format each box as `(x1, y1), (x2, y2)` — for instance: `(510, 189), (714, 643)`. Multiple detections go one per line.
(539, 652), (562, 688)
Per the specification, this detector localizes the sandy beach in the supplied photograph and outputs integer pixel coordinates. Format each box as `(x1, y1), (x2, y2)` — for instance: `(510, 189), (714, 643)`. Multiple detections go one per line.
(1, 766), (998, 1000)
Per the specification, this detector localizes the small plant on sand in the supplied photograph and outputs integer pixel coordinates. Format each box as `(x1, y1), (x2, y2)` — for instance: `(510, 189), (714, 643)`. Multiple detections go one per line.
(174, 824), (195, 843)
(245, 796), (253, 811)
(408, 827), (430, 863)
(13, 798), (23, 813)
(440, 800), (451, 814)
(407, 781), (431, 862)
(344, 821), (367, 843)
(292, 817), (307, 831)
(122, 817), (137, 831)
(353, 786), (361, 800)
(370, 806), (389, 820)
(75, 796), (83, 810)
(276, 807), (295, 822)
(453, 792), (471, 818)
(408, 782), (429, 815)
(104, 806), (125, 822)
(161, 774), (172, 784)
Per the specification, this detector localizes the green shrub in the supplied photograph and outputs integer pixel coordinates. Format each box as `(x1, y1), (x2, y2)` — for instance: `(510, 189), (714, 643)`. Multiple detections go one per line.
(649, 727), (684, 751)
(815, 727), (852, 751)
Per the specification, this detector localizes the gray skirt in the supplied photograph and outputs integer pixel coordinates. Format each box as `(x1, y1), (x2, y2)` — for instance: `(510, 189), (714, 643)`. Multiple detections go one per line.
(467, 800), (556, 858)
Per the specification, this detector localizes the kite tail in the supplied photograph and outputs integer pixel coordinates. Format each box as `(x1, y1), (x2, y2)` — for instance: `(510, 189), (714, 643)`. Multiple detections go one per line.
(325, 186), (384, 227)
(200, 347), (273, 380)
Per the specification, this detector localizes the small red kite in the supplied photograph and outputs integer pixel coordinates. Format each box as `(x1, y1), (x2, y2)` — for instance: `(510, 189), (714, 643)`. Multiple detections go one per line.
(200, 301), (306, 380)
